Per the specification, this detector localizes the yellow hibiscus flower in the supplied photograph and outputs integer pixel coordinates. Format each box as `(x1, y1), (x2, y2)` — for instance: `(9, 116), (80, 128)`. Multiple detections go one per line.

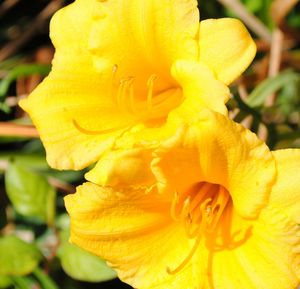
(19, 0), (256, 170)
(65, 110), (300, 289)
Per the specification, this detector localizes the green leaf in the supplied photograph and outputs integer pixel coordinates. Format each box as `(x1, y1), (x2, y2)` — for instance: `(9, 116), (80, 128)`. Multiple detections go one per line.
(276, 81), (300, 116)
(32, 268), (58, 289)
(0, 235), (41, 276)
(0, 64), (51, 99)
(55, 214), (70, 231)
(0, 56), (22, 71)
(5, 163), (56, 225)
(10, 275), (34, 289)
(243, 0), (262, 13)
(58, 231), (117, 282)
(0, 153), (49, 172)
(0, 276), (12, 288)
(247, 70), (300, 108)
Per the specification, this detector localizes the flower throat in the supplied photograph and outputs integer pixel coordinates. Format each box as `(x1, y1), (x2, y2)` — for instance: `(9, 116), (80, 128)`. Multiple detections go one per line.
(73, 65), (183, 135)
(167, 182), (230, 274)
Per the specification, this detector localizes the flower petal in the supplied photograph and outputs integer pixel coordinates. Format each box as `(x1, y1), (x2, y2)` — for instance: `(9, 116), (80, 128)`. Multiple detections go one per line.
(210, 206), (300, 289)
(65, 182), (206, 289)
(269, 149), (300, 223)
(170, 60), (230, 117)
(85, 148), (155, 187)
(20, 0), (135, 170)
(89, 0), (199, 93)
(199, 18), (256, 85)
(152, 110), (276, 218)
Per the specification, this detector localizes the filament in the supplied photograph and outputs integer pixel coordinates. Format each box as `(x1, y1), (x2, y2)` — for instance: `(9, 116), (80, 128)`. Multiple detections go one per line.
(167, 233), (202, 275)
(147, 74), (157, 111)
(167, 202), (210, 275)
(73, 69), (182, 135)
(168, 183), (230, 274)
(72, 119), (133, 135)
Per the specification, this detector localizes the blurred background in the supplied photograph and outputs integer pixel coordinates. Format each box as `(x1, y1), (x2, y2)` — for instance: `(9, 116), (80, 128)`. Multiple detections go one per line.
(0, 0), (299, 288)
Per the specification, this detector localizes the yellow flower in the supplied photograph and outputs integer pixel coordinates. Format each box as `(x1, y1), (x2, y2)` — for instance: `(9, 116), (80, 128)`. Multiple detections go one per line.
(65, 110), (300, 289)
(20, 0), (256, 170)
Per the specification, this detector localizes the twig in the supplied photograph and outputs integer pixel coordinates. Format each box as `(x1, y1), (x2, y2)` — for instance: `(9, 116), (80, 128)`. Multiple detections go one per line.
(258, 123), (268, 142)
(237, 82), (249, 102)
(0, 0), (20, 18)
(265, 29), (284, 106)
(217, 0), (272, 43)
(0, 122), (39, 138)
(228, 108), (240, 120)
(271, 0), (299, 26)
(4, 94), (27, 107)
(237, 83), (253, 129)
(241, 115), (254, 129)
(48, 177), (76, 194)
(0, 0), (63, 62)
(0, 160), (9, 171)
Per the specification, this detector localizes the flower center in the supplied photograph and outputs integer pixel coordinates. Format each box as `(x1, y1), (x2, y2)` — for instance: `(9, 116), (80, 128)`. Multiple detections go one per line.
(72, 66), (183, 135)
(167, 182), (230, 274)
(113, 71), (182, 125)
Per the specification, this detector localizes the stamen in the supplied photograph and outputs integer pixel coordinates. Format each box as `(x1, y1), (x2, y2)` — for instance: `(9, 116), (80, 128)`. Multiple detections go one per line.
(112, 64), (118, 75)
(170, 191), (180, 221)
(72, 119), (132, 135)
(117, 79), (127, 111)
(171, 184), (198, 221)
(185, 198), (212, 238)
(189, 183), (214, 212)
(112, 64), (118, 85)
(118, 77), (132, 109)
(116, 77), (138, 116)
(110, 64), (119, 98)
(167, 233), (202, 275)
(206, 186), (230, 233)
(147, 74), (157, 111)
(128, 78), (138, 115)
(168, 201), (211, 275)
(168, 183), (230, 274)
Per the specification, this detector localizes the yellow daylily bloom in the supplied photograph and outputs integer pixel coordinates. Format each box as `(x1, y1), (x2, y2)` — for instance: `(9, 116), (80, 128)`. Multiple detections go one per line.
(20, 0), (256, 170)
(65, 110), (300, 289)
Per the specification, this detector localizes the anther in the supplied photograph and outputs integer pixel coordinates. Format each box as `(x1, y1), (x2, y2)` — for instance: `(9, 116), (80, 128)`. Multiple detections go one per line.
(112, 64), (118, 83)
(206, 186), (230, 233)
(112, 64), (118, 73)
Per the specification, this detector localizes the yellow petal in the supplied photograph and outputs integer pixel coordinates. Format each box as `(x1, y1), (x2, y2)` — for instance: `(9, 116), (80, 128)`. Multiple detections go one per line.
(207, 205), (300, 289)
(199, 18), (256, 85)
(85, 148), (155, 187)
(211, 206), (300, 289)
(117, 60), (230, 149)
(20, 0), (135, 170)
(65, 182), (206, 289)
(269, 149), (300, 223)
(153, 110), (276, 218)
(89, 0), (199, 90)
(170, 60), (230, 117)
